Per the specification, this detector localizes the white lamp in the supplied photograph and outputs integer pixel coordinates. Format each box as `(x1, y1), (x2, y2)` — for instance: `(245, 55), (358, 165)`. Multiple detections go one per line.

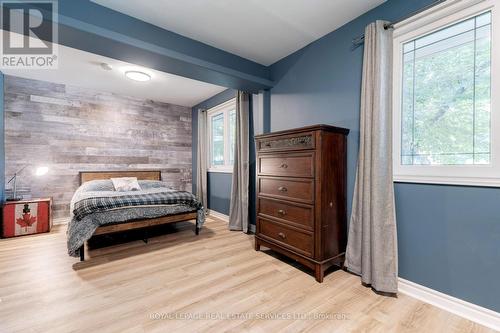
(35, 166), (49, 176)
(7, 165), (49, 201)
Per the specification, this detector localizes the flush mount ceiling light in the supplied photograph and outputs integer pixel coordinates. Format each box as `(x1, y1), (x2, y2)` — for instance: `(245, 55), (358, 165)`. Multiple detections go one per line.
(125, 70), (151, 82)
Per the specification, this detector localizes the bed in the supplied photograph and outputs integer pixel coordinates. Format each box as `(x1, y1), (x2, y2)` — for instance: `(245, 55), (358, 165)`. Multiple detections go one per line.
(67, 170), (204, 261)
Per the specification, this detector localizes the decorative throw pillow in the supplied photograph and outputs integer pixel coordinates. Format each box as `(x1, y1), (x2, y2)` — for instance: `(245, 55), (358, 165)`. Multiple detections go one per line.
(111, 177), (142, 192)
(79, 179), (115, 192)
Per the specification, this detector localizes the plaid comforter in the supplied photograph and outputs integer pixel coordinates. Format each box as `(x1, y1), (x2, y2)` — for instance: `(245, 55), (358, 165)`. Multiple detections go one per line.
(67, 180), (205, 257)
(73, 190), (202, 221)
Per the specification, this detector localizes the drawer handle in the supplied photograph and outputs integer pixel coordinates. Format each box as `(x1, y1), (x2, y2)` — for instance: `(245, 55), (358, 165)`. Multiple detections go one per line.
(280, 163), (288, 169)
(264, 142), (271, 147)
(277, 209), (286, 216)
(278, 232), (286, 239)
(278, 186), (287, 192)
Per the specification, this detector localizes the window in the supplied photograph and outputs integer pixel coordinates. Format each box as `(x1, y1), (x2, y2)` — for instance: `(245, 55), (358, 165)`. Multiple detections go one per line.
(393, 0), (499, 186)
(207, 99), (236, 172)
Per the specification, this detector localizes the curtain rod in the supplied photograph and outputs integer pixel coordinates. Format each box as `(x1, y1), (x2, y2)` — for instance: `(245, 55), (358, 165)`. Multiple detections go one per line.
(352, 0), (447, 46)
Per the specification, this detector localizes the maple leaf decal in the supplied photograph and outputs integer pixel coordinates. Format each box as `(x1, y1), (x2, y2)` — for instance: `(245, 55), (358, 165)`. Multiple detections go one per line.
(16, 204), (37, 230)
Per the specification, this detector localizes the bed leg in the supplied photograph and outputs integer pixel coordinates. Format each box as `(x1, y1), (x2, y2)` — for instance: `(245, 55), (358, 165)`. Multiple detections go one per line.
(142, 229), (149, 244)
(79, 244), (85, 262)
(195, 226), (200, 235)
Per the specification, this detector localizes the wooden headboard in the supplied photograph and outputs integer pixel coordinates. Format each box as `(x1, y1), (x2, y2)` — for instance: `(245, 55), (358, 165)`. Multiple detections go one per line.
(79, 170), (161, 185)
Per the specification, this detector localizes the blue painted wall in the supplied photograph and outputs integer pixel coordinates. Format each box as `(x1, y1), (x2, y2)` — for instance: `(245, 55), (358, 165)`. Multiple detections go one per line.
(206, 172), (232, 214)
(269, 0), (499, 312)
(395, 183), (500, 312)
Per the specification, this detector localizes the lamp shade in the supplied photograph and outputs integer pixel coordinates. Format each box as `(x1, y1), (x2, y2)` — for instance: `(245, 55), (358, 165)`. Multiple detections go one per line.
(35, 166), (48, 176)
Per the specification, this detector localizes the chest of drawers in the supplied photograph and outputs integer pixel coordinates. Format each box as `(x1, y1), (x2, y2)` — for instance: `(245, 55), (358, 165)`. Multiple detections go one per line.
(254, 124), (349, 282)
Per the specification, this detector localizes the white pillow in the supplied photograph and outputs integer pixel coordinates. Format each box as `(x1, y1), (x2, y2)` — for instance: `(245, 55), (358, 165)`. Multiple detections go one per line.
(111, 177), (142, 192)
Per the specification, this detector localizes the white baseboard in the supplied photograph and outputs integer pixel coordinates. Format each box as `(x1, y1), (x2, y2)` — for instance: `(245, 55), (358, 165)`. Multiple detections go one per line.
(207, 210), (256, 233)
(398, 278), (500, 331)
(207, 210), (229, 222)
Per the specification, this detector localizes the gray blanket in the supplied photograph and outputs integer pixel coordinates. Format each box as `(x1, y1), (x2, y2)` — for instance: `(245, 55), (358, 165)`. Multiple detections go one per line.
(67, 180), (204, 257)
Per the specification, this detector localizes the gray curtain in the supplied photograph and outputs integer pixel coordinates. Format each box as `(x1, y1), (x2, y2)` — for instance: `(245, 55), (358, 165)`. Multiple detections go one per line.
(196, 109), (208, 212)
(345, 21), (398, 294)
(229, 92), (250, 232)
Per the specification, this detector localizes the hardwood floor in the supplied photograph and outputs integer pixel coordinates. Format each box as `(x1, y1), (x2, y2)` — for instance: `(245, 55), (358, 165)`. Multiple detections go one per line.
(0, 216), (494, 333)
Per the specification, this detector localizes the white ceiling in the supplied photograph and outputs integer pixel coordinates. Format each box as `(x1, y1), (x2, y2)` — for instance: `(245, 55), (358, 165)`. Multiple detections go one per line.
(1, 36), (226, 107)
(92, 0), (385, 66)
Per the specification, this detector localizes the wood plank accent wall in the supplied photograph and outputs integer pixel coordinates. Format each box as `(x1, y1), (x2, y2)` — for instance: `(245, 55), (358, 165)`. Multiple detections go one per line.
(4, 75), (192, 218)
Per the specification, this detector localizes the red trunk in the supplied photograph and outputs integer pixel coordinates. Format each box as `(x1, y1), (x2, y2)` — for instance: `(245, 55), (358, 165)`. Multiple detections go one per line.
(2, 199), (51, 238)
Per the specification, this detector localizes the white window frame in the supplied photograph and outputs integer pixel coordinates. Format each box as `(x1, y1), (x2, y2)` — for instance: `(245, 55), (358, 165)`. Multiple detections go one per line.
(392, 0), (500, 187)
(206, 98), (236, 173)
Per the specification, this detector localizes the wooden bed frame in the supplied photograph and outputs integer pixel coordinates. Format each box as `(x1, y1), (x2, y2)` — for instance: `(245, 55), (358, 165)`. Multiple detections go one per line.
(77, 170), (199, 261)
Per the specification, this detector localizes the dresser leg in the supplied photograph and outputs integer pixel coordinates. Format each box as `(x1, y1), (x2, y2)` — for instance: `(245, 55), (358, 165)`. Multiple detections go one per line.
(314, 264), (324, 283)
(254, 239), (260, 251)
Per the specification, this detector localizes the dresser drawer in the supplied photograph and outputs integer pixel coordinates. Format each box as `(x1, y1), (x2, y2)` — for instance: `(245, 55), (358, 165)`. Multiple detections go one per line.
(258, 152), (314, 178)
(258, 177), (314, 204)
(257, 131), (315, 152)
(258, 218), (313, 257)
(258, 197), (313, 231)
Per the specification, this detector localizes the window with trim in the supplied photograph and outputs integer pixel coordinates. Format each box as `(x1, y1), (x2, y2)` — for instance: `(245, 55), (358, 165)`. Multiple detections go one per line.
(393, 0), (498, 186)
(207, 99), (236, 172)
